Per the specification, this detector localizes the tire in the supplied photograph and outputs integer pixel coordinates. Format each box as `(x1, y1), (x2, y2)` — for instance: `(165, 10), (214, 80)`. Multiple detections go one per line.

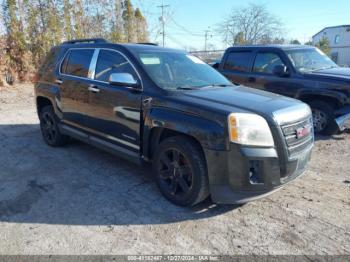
(39, 105), (69, 147)
(153, 136), (209, 207)
(309, 101), (338, 135)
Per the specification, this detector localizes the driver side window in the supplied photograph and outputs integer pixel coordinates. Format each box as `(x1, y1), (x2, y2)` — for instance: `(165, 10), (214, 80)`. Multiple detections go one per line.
(95, 50), (138, 82)
(253, 52), (286, 74)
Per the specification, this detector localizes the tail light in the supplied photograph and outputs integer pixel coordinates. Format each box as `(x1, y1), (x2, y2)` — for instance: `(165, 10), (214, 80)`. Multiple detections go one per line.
(32, 73), (39, 84)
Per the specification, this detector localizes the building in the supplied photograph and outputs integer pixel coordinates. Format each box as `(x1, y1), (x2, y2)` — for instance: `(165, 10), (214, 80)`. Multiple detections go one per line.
(312, 25), (350, 66)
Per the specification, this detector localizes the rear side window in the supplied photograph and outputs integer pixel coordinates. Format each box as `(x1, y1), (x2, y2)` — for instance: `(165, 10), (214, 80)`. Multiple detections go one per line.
(61, 49), (94, 78)
(253, 52), (285, 74)
(223, 52), (253, 72)
(94, 50), (138, 82)
(39, 47), (60, 73)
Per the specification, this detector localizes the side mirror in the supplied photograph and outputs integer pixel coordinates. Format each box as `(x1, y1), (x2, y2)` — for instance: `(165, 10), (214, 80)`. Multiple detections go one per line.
(109, 73), (140, 88)
(212, 62), (219, 69)
(273, 65), (289, 77)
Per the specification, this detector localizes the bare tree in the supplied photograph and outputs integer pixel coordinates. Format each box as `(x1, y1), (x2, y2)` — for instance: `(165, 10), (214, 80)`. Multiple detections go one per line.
(218, 3), (284, 45)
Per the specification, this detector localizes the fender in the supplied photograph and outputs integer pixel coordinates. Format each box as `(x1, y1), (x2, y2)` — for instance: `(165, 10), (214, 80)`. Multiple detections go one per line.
(35, 83), (63, 119)
(142, 106), (227, 159)
(296, 88), (347, 106)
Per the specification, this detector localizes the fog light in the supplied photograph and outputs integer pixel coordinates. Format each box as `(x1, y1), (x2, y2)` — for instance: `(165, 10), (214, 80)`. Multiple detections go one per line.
(249, 160), (263, 184)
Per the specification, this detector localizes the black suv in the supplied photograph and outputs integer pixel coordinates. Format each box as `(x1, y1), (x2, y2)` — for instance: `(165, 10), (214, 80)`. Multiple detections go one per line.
(216, 45), (350, 134)
(35, 39), (313, 206)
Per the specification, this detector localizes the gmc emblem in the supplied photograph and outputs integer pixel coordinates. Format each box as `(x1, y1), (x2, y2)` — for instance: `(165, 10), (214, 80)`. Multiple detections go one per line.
(296, 125), (312, 139)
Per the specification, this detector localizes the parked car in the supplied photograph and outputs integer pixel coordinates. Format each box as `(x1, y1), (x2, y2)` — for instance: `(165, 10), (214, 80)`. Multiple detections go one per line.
(215, 45), (350, 134)
(35, 38), (313, 206)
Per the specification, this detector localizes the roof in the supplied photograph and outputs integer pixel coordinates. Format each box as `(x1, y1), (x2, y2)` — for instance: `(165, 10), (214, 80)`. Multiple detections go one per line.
(121, 43), (185, 53)
(58, 38), (185, 53)
(227, 44), (315, 51)
(312, 25), (350, 38)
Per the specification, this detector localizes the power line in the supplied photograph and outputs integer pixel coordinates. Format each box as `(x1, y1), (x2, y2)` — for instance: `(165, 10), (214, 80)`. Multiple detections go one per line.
(168, 16), (203, 35)
(167, 34), (188, 49)
(157, 2), (169, 47)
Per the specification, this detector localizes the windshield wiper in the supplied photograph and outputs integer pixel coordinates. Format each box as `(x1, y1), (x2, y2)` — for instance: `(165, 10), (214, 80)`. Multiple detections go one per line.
(196, 83), (233, 88)
(212, 84), (233, 87)
(176, 86), (201, 90)
(175, 84), (233, 90)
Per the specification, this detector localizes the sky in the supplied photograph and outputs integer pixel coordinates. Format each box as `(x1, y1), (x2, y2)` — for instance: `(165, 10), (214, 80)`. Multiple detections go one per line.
(133, 0), (350, 50)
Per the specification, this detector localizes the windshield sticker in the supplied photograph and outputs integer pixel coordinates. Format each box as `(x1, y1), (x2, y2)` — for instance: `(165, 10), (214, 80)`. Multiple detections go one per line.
(186, 55), (205, 64)
(140, 56), (161, 65)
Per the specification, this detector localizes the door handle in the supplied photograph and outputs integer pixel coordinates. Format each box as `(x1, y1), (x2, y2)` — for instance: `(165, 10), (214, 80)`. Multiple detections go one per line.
(55, 79), (63, 85)
(248, 77), (256, 83)
(88, 86), (100, 93)
(142, 97), (153, 106)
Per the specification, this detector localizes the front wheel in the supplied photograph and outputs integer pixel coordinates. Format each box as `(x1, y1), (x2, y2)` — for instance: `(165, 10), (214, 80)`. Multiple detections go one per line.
(309, 101), (338, 135)
(153, 136), (209, 206)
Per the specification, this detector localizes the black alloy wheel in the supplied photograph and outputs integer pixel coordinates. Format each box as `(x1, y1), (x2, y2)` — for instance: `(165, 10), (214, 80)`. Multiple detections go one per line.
(153, 136), (209, 206)
(39, 106), (68, 146)
(158, 148), (193, 197)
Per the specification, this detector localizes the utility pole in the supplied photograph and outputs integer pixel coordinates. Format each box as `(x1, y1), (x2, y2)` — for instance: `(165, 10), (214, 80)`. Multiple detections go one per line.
(204, 27), (212, 52)
(157, 2), (169, 47)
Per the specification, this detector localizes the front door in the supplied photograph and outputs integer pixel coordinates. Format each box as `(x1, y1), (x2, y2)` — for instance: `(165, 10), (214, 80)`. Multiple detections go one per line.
(84, 49), (142, 152)
(249, 51), (300, 97)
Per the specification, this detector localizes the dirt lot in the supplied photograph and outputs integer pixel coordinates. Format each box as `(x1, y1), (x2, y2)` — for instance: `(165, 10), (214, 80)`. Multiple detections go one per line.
(0, 84), (349, 255)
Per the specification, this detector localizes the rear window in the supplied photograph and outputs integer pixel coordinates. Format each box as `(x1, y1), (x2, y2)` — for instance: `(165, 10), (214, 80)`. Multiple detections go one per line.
(223, 52), (253, 72)
(61, 49), (94, 78)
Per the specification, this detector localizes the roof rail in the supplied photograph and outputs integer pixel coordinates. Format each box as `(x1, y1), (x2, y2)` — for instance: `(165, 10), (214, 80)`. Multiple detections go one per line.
(62, 38), (108, 45)
(137, 42), (158, 46)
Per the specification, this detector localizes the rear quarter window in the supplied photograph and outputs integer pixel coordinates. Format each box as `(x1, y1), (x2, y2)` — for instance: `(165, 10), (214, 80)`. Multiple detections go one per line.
(223, 51), (253, 72)
(61, 49), (94, 78)
(39, 47), (60, 73)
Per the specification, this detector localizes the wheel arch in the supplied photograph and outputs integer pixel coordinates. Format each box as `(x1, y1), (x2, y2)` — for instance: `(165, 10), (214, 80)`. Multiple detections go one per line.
(142, 108), (227, 161)
(298, 93), (343, 109)
(36, 96), (53, 114)
(146, 127), (206, 161)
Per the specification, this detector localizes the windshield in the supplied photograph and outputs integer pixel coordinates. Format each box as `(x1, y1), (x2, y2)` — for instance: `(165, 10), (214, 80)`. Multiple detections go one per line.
(136, 51), (232, 90)
(285, 48), (338, 73)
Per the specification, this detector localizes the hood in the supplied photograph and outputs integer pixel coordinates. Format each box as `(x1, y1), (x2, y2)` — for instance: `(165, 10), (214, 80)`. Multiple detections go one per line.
(305, 67), (350, 82)
(176, 86), (310, 125)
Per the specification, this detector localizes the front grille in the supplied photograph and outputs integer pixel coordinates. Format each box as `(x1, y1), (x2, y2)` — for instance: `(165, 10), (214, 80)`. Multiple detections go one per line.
(281, 117), (313, 157)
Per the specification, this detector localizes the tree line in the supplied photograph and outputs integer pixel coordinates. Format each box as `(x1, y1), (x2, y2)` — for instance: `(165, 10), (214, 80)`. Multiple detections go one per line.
(0, 0), (149, 85)
(217, 3), (332, 57)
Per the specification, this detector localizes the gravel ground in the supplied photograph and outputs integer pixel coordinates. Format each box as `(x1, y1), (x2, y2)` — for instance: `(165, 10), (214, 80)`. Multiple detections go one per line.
(0, 84), (349, 255)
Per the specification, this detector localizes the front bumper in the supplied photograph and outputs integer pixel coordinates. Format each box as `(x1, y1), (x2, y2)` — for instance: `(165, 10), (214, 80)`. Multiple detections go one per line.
(335, 106), (350, 131)
(205, 143), (313, 204)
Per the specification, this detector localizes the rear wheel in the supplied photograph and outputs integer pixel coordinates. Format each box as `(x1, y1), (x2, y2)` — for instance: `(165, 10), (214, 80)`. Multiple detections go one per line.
(153, 136), (209, 206)
(39, 105), (69, 146)
(309, 101), (338, 135)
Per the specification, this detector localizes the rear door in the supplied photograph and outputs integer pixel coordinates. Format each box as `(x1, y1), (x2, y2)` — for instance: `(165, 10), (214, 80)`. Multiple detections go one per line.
(58, 48), (95, 128)
(250, 51), (300, 97)
(220, 50), (254, 86)
(83, 49), (142, 153)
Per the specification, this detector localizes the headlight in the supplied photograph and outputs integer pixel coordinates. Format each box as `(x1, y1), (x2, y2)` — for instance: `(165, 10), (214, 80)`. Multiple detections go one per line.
(228, 113), (274, 147)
